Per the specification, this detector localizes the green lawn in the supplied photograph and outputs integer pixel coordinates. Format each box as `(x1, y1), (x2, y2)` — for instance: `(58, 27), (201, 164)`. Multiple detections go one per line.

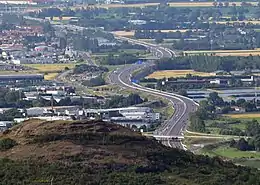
(119, 49), (147, 55)
(230, 122), (247, 130)
(235, 159), (260, 169)
(204, 146), (260, 159)
(207, 127), (221, 134)
(204, 118), (250, 134)
(240, 118), (260, 123)
(92, 49), (147, 57)
(229, 118), (260, 130)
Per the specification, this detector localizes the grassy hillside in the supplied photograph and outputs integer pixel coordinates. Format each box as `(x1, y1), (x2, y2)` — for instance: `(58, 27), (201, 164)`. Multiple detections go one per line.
(1, 119), (260, 185)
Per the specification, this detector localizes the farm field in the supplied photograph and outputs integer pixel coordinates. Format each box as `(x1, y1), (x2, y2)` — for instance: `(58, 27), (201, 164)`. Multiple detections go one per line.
(112, 29), (199, 37)
(146, 70), (215, 79)
(0, 70), (58, 80)
(0, 70), (38, 74)
(203, 145), (260, 158)
(184, 49), (260, 56)
(213, 20), (260, 25)
(44, 73), (59, 80)
(225, 113), (260, 119)
(20, 63), (78, 81)
(83, 2), (258, 8)
(24, 63), (76, 72)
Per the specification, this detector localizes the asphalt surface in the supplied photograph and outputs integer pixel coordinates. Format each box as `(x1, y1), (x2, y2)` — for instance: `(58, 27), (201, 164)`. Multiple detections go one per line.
(108, 40), (199, 149)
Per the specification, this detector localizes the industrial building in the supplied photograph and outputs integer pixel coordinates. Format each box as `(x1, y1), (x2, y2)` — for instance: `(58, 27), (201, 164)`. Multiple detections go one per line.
(0, 121), (13, 132)
(0, 74), (44, 83)
(86, 107), (160, 128)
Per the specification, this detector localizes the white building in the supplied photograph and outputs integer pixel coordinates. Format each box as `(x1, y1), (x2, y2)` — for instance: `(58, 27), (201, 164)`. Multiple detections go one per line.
(128, 20), (147, 25)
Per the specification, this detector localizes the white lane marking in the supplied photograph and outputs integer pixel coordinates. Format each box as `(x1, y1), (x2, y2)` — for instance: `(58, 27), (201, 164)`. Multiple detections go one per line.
(118, 69), (190, 149)
(113, 38), (200, 150)
(125, 73), (188, 135)
(167, 140), (172, 147)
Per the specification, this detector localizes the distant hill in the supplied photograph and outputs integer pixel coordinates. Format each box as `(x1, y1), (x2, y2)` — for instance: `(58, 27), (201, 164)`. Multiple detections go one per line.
(0, 119), (260, 185)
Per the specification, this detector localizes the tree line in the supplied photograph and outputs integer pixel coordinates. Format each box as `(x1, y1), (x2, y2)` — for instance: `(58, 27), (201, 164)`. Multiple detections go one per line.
(156, 55), (260, 72)
(104, 93), (144, 108)
(30, 4), (260, 31)
(228, 119), (260, 152)
(100, 53), (138, 65)
(73, 64), (108, 74)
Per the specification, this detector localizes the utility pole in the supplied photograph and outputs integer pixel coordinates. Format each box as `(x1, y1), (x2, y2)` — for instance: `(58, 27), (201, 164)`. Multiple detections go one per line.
(50, 177), (54, 185)
(51, 94), (54, 112)
(255, 78), (257, 106)
(19, 89), (21, 101)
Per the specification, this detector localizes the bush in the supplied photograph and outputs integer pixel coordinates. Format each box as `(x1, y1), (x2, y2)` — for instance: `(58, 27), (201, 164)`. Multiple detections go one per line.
(0, 138), (17, 151)
(82, 76), (106, 87)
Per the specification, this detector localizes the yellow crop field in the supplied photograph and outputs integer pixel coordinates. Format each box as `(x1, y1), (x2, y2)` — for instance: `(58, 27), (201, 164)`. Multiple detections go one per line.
(225, 113), (260, 119)
(81, 1), (258, 8)
(184, 49), (260, 56)
(146, 70), (215, 79)
(213, 20), (260, 25)
(28, 1), (258, 12)
(216, 52), (260, 56)
(24, 64), (76, 72)
(112, 29), (199, 37)
(44, 73), (59, 80)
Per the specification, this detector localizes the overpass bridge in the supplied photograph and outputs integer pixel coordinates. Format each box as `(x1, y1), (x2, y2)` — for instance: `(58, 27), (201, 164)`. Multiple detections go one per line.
(145, 134), (184, 141)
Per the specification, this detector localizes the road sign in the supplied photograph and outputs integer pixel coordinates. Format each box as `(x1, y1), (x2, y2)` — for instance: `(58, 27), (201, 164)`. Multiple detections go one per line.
(136, 60), (142, 64)
(131, 79), (139, 83)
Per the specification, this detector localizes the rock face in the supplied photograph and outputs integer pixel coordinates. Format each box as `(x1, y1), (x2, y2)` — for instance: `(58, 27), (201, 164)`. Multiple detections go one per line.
(0, 119), (260, 185)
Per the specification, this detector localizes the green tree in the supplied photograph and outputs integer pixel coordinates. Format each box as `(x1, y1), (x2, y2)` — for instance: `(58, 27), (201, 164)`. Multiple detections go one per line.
(208, 92), (224, 106)
(189, 113), (206, 132)
(253, 134), (260, 151)
(178, 89), (187, 96)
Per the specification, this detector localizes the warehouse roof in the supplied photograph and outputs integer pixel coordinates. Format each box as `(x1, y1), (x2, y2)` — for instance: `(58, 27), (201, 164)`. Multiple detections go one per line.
(0, 74), (44, 80)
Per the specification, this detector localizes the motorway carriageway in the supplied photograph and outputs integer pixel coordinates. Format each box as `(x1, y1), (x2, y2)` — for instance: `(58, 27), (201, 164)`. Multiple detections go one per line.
(23, 16), (199, 150)
(109, 61), (199, 149)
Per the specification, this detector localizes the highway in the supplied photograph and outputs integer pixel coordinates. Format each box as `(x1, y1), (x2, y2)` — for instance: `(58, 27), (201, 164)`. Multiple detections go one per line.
(108, 40), (199, 149)
(23, 16), (199, 149)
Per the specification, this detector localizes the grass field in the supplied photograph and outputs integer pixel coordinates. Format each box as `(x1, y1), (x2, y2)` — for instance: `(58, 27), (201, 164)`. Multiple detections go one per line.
(0, 70), (37, 74)
(146, 70), (215, 79)
(225, 113), (260, 119)
(24, 64), (76, 72)
(230, 122), (247, 130)
(235, 159), (260, 168)
(0, 70), (59, 81)
(21, 63), (77, 81)
(184, 49), (260, 56)
(44, 73), (59, 80)
(208, 146), (260, 158)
